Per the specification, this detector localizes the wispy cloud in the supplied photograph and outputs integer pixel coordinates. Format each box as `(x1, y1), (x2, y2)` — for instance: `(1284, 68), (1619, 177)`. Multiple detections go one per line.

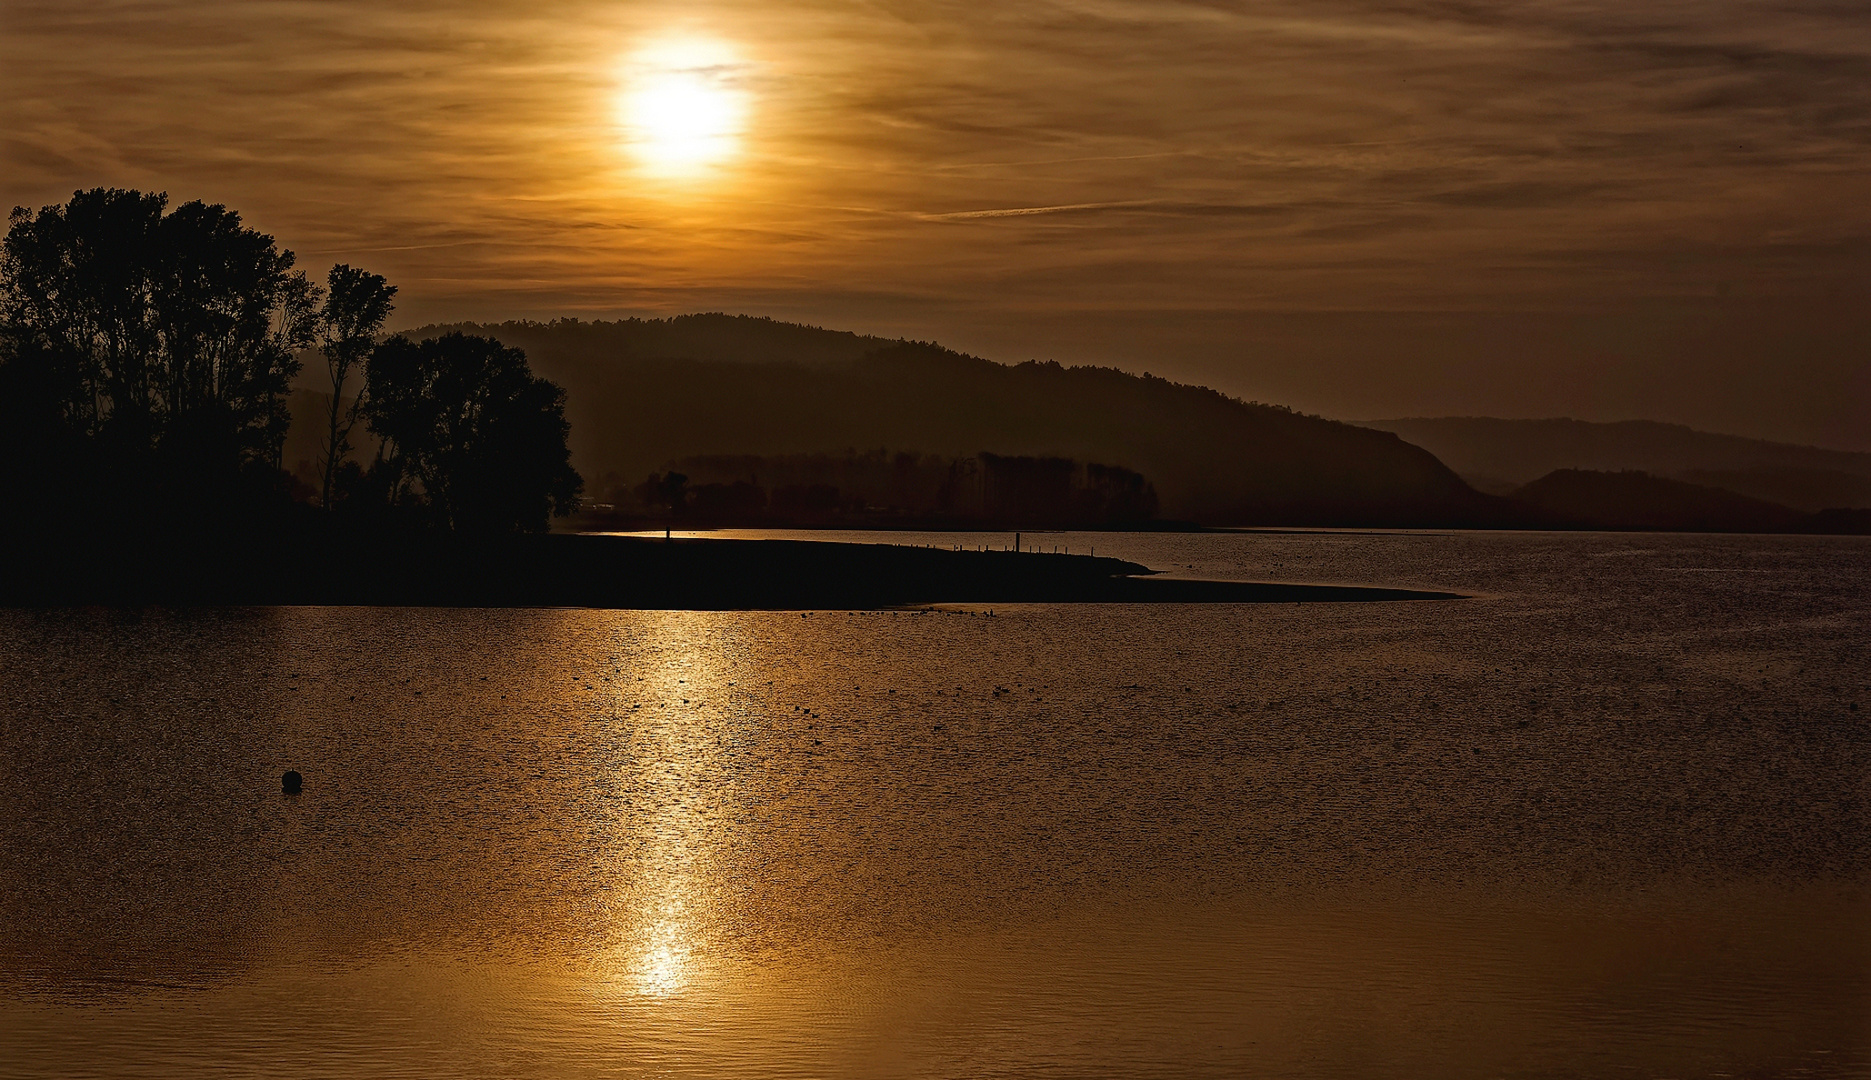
(3, 0), (1868, 444)
(916, 201), (1153, 220)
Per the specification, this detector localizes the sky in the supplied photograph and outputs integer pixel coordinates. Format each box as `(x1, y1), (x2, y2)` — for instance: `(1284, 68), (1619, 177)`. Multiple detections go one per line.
(5, 0), (1869, 449)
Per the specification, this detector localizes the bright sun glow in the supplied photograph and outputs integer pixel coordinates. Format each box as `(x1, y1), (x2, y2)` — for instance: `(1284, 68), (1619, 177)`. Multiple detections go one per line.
(619, 39), (749, 176)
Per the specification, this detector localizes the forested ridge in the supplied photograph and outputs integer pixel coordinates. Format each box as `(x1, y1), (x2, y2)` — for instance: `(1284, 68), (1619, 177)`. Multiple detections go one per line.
(394, 317), (1498, 527)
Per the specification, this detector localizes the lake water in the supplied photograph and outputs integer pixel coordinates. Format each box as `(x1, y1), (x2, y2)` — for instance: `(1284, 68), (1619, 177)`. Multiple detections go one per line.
(2, 530), (1867, 1079)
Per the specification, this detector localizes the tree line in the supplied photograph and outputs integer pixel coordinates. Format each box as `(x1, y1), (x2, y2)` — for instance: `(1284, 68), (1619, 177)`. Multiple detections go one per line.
(589, 449), (1160, 528)
(0, 188), (579, 535)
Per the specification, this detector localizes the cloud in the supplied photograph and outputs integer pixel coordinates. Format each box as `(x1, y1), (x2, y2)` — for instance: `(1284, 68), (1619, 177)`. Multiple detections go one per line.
(4, 0), (1869, 443)
(917, 201), (1153, 220)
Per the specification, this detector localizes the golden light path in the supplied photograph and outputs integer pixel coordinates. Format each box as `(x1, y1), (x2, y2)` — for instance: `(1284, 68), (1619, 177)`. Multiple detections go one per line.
(618, 38), (750, 178)
(585, 612), (743, 1002)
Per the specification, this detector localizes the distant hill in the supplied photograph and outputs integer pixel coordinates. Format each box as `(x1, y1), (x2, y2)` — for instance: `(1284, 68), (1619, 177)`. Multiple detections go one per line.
(1359, 417), (1871, 510)
(344, 315), (1500, 527)
(282, 316), (1867, 532)
(1511, 470), (1814, 532)
(284, 316), (885, 498)
(1674, 467), (1871, 514)
(418, 313), (892, 369)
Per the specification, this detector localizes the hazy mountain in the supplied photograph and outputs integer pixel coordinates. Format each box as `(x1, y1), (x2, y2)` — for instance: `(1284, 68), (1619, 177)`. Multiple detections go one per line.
(364, 316), (1498, 527)
(1511, 470), (1813, 533)
(1358, 417), (1871, 510)
(1674, 468), (1871, 514)
(418, 313), (891, 370)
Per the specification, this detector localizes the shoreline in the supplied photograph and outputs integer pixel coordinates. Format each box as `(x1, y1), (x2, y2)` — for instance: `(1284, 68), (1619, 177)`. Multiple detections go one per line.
(0, 532), (1464, 609)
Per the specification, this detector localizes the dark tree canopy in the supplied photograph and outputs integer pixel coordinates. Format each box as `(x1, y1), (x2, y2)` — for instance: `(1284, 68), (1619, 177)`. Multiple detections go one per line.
(0, 188), (315, 522)
(316, 263), (396, 508)
(1, 189), (580, 539)
(363, 332), (580, 533)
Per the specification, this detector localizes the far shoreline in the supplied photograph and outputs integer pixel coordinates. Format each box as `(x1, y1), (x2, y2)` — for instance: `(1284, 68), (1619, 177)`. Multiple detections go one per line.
(0, 531), (1465, 610)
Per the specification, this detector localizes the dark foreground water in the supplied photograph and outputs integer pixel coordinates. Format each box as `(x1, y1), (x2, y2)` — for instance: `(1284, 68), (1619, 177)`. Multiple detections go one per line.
(2, 530), (1867, 1079)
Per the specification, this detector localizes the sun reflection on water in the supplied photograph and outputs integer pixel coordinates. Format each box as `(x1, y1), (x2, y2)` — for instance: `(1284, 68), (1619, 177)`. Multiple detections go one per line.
(588, 613), (753, 1001)
(635, 925), (691, 996)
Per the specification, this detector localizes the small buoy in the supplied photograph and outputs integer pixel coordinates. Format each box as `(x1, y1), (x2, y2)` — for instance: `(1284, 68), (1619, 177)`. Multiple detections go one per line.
(281, 770), (303, 795)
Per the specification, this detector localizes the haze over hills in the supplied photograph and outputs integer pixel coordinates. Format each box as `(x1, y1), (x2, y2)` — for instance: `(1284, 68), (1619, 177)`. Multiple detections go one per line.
(1509, 470), (1814, 534)
(368, 315), (1496, 528)
(283, 316), (893, 498)
(426, 314), (893, 370)
(1359, 417), (1871, 511)
(279, 314), (1869, 532)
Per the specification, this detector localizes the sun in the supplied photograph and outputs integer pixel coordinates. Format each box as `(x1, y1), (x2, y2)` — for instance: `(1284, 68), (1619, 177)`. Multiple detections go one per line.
(618, 39), (749, 177)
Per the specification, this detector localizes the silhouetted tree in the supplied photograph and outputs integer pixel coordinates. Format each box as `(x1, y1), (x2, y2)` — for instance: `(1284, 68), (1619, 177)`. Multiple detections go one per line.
(362, 332), (580, 532)
(616, 450), (1161, 527)
(316, 264), (396, 509)
(1081, 463), (1158, 523)
(0, 188), (316, 523)
(635, 471), (689, 516)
